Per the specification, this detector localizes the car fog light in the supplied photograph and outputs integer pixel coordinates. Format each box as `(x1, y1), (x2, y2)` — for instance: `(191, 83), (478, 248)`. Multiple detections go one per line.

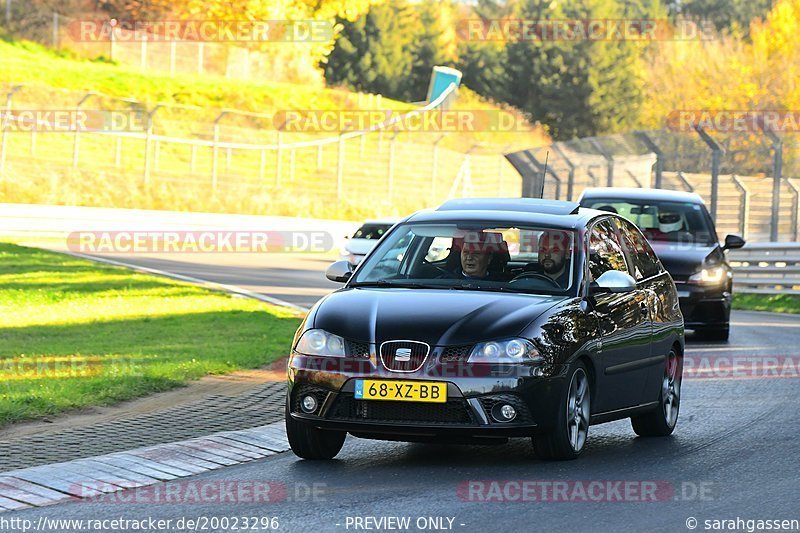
(301, 395), (318, 413)
(491, 403), (517, 422)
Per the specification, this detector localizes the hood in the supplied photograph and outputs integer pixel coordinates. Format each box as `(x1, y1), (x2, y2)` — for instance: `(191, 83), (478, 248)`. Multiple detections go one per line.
(650, 242), (724, 280)
(312, 288), (564, 346)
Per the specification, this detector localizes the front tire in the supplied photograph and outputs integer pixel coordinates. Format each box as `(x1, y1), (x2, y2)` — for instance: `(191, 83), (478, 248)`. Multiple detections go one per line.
(631, 349), (682, 437)
(533, 362), (591, 461)
(285, 399), (346, 460)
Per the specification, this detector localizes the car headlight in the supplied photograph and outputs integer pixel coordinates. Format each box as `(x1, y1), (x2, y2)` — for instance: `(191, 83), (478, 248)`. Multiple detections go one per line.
(468, 338), (542, 363)
(688, 265), (731, 285)
(295, 329), (345, 357)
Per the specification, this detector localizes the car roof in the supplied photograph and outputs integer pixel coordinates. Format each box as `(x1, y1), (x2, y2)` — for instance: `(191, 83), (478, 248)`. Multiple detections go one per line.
(578, 187), (706, 204)
(404, 198), (607, 229)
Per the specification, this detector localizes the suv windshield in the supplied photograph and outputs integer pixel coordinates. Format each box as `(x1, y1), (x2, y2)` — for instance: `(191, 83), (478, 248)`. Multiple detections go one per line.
(352, 224), (393, 240)
(582, 199), (717, 245)
(350, 223), (578, 296)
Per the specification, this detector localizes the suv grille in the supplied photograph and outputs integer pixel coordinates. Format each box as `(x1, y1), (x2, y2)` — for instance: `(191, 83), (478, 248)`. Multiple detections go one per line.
(331, 395), (474, 425)
(380, 340), (430, 372)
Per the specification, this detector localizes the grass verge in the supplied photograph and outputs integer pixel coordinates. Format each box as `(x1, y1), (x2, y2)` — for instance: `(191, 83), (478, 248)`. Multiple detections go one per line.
(732, 292), (800, 314)
(0, 242), (300, 427)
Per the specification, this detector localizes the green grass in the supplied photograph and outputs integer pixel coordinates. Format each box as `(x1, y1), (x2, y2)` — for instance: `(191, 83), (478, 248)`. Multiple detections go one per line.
(0, 242), (301, 427)
(732, 293), (800, 314)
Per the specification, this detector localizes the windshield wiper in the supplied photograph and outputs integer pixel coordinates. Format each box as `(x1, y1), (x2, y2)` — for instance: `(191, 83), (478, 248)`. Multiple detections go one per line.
(350, 280), (440, 289)
(449, 284), (528, 294)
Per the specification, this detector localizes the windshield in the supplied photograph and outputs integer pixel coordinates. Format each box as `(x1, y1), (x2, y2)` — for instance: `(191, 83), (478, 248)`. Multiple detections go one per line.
(350, 223), (578, 296)
(352, 223), (393, 240)
(582, 199), (717, 246)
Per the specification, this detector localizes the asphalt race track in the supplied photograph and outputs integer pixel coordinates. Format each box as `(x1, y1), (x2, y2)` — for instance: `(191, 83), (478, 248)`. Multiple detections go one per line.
(10, 252), (800, 533)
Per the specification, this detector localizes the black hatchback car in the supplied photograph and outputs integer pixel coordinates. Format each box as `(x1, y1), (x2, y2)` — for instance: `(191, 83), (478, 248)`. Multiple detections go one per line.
(578, 188), (745, 341)
(286, 198), (684, 461)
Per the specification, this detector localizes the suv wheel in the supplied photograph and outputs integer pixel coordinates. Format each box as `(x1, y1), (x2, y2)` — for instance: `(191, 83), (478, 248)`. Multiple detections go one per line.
(533, 362), (591, 461)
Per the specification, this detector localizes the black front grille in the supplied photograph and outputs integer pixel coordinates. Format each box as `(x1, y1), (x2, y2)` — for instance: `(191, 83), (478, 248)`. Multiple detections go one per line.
(380, 341), (430, 372)
(346, 340), (371, 359)
(331, 395), (474, 425)
(439, 345), (473, 362)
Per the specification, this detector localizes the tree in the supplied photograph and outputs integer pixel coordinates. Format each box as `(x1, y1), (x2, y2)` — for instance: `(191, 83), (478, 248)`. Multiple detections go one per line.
(669, 0), (776, 34)
(505, 0), (645, 139)
(324, 2), (416, 98)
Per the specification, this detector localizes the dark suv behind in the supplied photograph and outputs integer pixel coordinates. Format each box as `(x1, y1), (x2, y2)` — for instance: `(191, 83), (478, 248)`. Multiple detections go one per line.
(579, 188), (745, 341)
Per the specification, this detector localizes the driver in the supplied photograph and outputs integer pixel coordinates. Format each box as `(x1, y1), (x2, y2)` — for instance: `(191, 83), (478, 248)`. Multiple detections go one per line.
(645, 208), (684, 240)
(455, 232), (507, 280)
(537, 230), (571, 287)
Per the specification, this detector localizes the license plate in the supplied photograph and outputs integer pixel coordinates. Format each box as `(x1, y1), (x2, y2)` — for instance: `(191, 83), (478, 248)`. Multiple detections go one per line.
(354, 379), (447, 403)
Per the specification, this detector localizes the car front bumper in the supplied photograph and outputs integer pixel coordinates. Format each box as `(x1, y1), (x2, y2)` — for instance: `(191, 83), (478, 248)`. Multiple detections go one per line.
(287, 354), (569, 439)
(674, 282), (731, 329)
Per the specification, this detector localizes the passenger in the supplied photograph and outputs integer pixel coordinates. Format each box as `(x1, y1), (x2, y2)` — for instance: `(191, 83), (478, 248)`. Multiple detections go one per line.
(454, 232), (507, 280)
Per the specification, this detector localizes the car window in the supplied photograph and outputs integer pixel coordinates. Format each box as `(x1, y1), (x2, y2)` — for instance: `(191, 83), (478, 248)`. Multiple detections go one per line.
(351, 223), (578, 296)
(352, 224), (392, 240)
(588, 219), (628, 281)
(613, 218), (662, 280)
(581, 198), (716, 245)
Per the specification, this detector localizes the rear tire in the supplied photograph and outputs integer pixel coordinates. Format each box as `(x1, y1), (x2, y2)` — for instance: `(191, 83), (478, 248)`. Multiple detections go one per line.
(285, 399), (346, 460)
(631, 349), (682, 437)
(533, 362), (591, 461)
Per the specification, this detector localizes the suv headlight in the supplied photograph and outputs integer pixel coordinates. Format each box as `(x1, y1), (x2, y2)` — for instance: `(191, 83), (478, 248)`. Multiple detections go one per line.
(688, 265), (731, 285)
(468, 338), (542, 363)
(295, 329), (345, 357)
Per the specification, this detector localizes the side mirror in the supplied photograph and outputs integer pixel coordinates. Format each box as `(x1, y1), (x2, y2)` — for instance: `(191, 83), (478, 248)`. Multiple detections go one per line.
(326, 260), (353, 283)
(722, 234), (745, 251)
(590, 270), (637, 294)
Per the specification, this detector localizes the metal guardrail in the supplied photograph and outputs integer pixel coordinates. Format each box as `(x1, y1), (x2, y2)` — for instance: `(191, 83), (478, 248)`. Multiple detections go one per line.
(730, 243), (800, 294)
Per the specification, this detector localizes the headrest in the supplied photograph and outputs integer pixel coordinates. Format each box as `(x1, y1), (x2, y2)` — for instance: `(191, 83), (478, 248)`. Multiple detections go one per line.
(453, 231), (508, 254)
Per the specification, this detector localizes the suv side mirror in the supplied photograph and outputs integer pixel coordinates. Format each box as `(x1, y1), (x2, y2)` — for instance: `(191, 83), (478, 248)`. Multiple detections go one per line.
(326, 260), (353, 283)
(722, 234), (745, 251)
(590, 270), (637, 294)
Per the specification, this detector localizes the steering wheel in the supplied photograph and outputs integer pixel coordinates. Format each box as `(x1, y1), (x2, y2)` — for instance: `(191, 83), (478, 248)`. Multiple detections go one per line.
(422, 259), (459, 278)
(510, 272), (562, 289)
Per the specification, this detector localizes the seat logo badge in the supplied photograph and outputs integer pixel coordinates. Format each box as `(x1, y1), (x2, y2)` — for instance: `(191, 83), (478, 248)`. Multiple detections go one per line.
(395, 348), (412, 361)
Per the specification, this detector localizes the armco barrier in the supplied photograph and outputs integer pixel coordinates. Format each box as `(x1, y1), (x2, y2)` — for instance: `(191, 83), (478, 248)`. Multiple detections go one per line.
(730, 243), (800, 294)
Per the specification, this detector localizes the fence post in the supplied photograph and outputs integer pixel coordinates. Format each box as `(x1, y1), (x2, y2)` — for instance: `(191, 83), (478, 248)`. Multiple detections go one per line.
(275, 130), (282, 186)
(0, 85), (22, 177)
(169, 41), (177, 75)
(52, 12), (59, 48)
(197, 42), (204, 74)
(785, 179), (799, 242)
(387, 132), (400, 200)
(115, 136), (122, 167)
(588, 137), (614, 187)
(72, 93), (94, 169)
(140, 31), (147, 71)
(289, 148), (296, 182)
(551, 143), (576, 200)
(730, 175), (750, 241)
(110, 22), (116, 61)
(694, 126), (722, 222)
(758, 123), (783, 242)
(259, 149), (266, 181)
(5, 0), (10, 24)
(142, 104), (162, 190)
(337, 135), (345, 199)
(211, 111), (228, 192)
(431, 134), (446, 198)
(316, 144), (323, 169)
(634, 131), (663, 189)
